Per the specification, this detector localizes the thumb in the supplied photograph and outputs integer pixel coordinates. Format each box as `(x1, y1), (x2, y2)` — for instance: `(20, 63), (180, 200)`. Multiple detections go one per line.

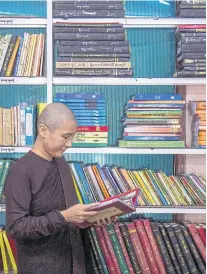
(84, 202), (100, 209)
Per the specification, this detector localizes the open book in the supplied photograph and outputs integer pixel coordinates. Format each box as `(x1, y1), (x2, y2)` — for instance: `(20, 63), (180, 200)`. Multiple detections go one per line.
(85, 188), (139, 225)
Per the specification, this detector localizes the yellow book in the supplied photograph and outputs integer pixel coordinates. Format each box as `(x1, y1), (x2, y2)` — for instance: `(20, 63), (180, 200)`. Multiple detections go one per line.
(5, 36), (21, 76)
(168, 176), (187, 206)
(27, 34), (37, 76)
(0, 230), (8, 273)
(25, 34), (35, 76)
(119, 168), (136, 190)
(2, 231), (17, 273)
(37, 103), (47, 116)
(71, 173), (83, 204)
(134, 171), (157, 205)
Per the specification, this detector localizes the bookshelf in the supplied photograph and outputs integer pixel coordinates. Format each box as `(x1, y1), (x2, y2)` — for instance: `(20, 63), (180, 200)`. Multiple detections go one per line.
(0, 0), (206, 219)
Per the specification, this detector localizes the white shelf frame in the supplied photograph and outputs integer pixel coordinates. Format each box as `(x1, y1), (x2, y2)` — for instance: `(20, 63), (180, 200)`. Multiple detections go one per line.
(136, 207), (206, 214)
(53, 77), (206, 86)
(0, 147), (206, 155)
(0, 18), (47, 27)
(53, 17), (206, 28)
(0, 77), (47, 85)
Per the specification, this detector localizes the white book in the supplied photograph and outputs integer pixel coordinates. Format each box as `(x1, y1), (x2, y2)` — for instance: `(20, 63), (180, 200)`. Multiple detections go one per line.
(23, 34), (32, 77)
(32, 34), (41, 76)
(17, 33), (28, 76)
(39, 34), (45, 76)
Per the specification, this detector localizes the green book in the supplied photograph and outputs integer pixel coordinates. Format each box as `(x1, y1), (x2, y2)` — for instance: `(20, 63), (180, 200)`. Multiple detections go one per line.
(72, 143), (107, 147)
(119, 140), (185, 148)
(0, 160), (12, 203)
(90, 227), (109, 274)
(106, 224), (129, 274)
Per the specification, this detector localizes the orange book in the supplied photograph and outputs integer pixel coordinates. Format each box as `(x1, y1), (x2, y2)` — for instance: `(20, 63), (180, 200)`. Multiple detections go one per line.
(196, 102), (206, 110)
(198, 141), (206, 146)
(199, 131), (206, 136)
(6, 36), (21, 76)
(199, 114), (206, 121)
(199, 120), (206, 126)
(198, 135), (206, 142)
(196, 110), (206, 115)
(91, 165), (110, 199)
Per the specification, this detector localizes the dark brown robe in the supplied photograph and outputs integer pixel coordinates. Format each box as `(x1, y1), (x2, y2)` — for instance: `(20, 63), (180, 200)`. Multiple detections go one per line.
(4, 151), (87, 274)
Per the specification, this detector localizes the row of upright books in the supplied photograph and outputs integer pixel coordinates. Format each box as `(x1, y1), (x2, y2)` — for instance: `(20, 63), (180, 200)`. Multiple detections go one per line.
(0, 33), (45, 77)
(0, 104), (36, 147)
(174, 25), (206, 78)
(0, 160), (11, 204)
(176, 0), (206, 18)
(54, 22), (133, 77)
(54, 93), (109, 147)
(88, 218), (206, 274)
(53, 0), (125, 18)
(69, 161), (206, 207)
(189, 101), (206, 148)
(119, 94), (186, 148)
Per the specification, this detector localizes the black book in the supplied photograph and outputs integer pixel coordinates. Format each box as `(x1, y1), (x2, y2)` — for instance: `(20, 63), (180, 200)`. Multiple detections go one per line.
(177, 0), (206, 4)
(55, 68), (133, 77)
(1, 36), (17, 76)
(53, 9), (125, 18)
(159, 224), (182, 274)
(177, 4), (206, 9)
(177, 61), (206, 67)
(53, 23), (123, 28)
(57, 57), (130, 62)
(53, 27), (124, 33)
(53, 33), (126, 41)
(176, 28), (206, 33)
(54, 1), (124, 4)
(53, 3), (124, 10)
(177, 58), (206, 64)
(164, 224), (190, 274)
(59, 40), (129, 47)
(177, 8), (206, 17)
(177, 36), (206, 44)
(177, 52), (206, 59)
(174, 70), (206, 77)
(119, 223), (142, 274)
(177, 65), (206, 71)
(57, 45), (129, 54)
(59, 53), (130, 58)
(177, 44), (206, 54)
(172, 224), (200, 274)
(181, 225), (206, 274)
(176, 32), (206, 39)
(151, 222), (176, 274)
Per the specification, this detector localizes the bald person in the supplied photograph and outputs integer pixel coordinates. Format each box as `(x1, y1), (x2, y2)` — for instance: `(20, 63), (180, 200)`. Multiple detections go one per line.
(4, 103), (99, 274)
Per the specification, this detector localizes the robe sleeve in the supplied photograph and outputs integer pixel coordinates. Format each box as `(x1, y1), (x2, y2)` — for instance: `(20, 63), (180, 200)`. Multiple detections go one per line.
(4, 166), (69, 240)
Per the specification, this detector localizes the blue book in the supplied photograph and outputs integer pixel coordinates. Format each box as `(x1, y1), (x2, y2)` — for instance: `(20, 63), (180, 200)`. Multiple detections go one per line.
(77, 122), (106, 126)
(123, 136), (180, 141)
(73, 110), (106, 114)
(133, 94), (183, 101)
(102, 166), (121, 195)
(54, 98), (105, 103)
(55, 92), (104, 100)
(14, 37), (23, 76)
(69, 106), (106, 110)
(75, 163), (94, 203)
(126, 103), (185, 108)
(25, 105), (36, 146)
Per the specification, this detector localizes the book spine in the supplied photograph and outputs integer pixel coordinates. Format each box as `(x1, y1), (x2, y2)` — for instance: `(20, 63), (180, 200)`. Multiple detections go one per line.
(181, 225), (206, 274)
(114, 223), (135, 274)
(57, 46), (129, 54)
(159, 224), (182, 274)
(196, 226), (206, 245)
(127, 222), (151, 274)
(77, 126), (108, 132)
(143, 220), (167, 274)
(55, 68), (133, 77)
(133, 94), (182, 101)
(187, 224), (206, 262)
(151, 223), (176, 274)
(134, 220), (159, 274)
(13, 37), (23, 76)
(1, 36), (17, 77)
(59, 53), (130, 58)
(54, 33), (125, 41)
(57, 57), (129, 62)
(53, 10), (125, 18)
(53, 3), (124, 10)
(92, 166), (110, 199)
(25, 105), (35, 146)
(180, 36), (206, 44)
(89, 227), (109, 274)
(119, 223), (142, 273)
(106, 224), (129, 274)
(55, 92), (104, 100)
(56, 61), (131, 69)
(102, 226), (121, 274)
(54, 27), (124, 33)
(59, 40), (128, 47)
(172, 224), (200, 273)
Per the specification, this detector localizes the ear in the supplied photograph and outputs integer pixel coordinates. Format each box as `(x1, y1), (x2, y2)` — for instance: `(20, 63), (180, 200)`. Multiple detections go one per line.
(38, 124), (49, 138)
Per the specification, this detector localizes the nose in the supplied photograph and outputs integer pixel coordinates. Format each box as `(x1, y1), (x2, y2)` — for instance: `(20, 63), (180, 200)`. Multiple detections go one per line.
(65, 139), (72, 148)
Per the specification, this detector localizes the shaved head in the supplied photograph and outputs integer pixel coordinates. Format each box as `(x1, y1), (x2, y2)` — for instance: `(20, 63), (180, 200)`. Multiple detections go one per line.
(37, 103), (76, 131)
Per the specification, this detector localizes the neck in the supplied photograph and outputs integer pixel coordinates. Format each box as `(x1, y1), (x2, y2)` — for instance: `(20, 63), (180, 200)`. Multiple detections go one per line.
(32, 137), (53, 162)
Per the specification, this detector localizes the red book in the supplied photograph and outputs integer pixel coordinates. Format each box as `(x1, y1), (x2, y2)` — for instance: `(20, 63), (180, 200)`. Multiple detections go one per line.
(114, 223), (135, 274)
(101, 225), (121, 274)
(127, 222), (151, 274)
(187, 224), (206, 262)
(195, 225), (206, 246)
(94, 226), (116, 274)
(135, 220), (159, 274)
(178, 25), (206, 29)
(77, 126), (108, 132)
(143, 220), (167, 274)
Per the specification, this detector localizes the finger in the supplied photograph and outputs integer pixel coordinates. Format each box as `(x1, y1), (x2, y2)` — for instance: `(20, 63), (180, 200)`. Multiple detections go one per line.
(84, 203), (100, 209)
(101, 218), (107, 225)
(113, 216), (118, 223)
(82, 211), (99, 217)
(106, 217), (112, 224)
(96, 220), (101, 226)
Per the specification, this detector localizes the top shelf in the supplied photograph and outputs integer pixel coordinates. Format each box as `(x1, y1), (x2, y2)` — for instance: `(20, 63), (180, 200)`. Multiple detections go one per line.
(0, 17), (205, 28)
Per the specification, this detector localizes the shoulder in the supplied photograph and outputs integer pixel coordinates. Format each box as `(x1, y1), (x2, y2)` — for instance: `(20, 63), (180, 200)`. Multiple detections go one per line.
(10, 152), (33, 176)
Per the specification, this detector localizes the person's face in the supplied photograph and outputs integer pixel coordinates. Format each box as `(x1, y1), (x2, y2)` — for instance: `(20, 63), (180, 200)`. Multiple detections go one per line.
(39, 118), (77, 158)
